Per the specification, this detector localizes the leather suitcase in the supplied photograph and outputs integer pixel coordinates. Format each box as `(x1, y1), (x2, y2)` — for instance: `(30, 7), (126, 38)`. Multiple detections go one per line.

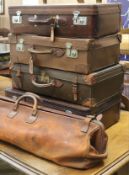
(11, 64), (124, 107)
(5, 87), (121, 129)
(9, 34), (120, 74)
(9, 4), (121, 39)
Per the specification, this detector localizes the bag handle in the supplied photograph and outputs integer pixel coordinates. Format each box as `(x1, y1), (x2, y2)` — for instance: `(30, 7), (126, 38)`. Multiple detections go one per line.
(28, 16), (58, 42)
(28, 48), (53, 54)
(29, 57), (55, 88)
(28, 16), (55, 42)
(8, 94), (38, 124)
(28, 17), (55, 25)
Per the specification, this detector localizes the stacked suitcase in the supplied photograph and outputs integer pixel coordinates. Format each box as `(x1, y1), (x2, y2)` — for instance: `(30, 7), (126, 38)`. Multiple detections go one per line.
(6, 3), (124, 129)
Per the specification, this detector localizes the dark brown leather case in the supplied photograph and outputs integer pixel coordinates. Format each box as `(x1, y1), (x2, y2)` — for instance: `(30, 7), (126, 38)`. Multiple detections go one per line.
(9, 4), (121, 38)
(11, 64), (124, 108)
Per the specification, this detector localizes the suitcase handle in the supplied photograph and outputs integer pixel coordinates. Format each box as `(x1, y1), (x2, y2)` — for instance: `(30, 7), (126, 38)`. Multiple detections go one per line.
(28, 17), (55, 25)
(29, 57), (63, 88)
(28, 48), (53, 54)
(8, 94), (39, 124)
(28, 16), (56, 42)
(31, 74), (55, 88)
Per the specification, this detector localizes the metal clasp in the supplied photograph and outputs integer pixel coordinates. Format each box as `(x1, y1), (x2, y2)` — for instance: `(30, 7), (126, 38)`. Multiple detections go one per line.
(12, 10), (22, 24)
(16, 38), (24, 52)
(66, 43), (78, 59)
(73, 11), (87, 26)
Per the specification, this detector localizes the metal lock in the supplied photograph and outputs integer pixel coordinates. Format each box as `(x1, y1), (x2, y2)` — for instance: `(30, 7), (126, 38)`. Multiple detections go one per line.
(16, 38), (24, 52)
(66, 43), (78, 59)
(12, 11), (22, 24)
(73, 11), (87, 25)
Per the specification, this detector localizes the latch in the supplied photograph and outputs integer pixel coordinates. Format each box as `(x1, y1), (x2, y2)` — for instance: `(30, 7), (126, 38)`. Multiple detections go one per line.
(66, 43), (78, 59)
(73, 11), (87, 25)
(16, 38), (24, 52)
(12, 11), (22, 24)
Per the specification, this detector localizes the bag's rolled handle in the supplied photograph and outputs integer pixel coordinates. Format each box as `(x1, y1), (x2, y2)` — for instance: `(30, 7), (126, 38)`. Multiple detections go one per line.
(8, 94), (38, 124)
(31, 74), (55, 88)
(28, 16), (55, 42)
(29, 57), (55, 88)
(28, 48), (53, 54)
(28, 17), (55, 25)
(29, 57), (63, 88)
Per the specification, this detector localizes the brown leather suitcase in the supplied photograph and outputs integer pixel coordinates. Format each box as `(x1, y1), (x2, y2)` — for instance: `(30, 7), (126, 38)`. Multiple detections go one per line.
(9, 4), (121, 39)
(9, 34), (120, 74)
(5, 87), (121, 129)
(11, 64), (124, 108)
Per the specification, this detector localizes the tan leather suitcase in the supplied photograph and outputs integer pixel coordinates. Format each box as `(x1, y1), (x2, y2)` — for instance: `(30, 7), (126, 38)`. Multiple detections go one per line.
(11, 64), (124, 108)
(9, 4), (121, 39)
(9, 34), (120, 74)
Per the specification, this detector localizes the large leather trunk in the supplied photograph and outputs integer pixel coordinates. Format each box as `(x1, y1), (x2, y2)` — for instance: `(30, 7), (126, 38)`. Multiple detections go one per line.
(0, 94), (108, 169)
(11, 64), (124, 107)
(5, 87), (121, 129)
(9, 34), (120, 74)
(9, 4), (121, 39)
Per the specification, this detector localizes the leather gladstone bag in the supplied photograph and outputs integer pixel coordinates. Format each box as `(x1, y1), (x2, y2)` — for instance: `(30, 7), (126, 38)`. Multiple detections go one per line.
(9, 4), (121, 38)
(9, 34), (120, 74)
(11, 64), (124, 107)
(0, 94), (108, 169)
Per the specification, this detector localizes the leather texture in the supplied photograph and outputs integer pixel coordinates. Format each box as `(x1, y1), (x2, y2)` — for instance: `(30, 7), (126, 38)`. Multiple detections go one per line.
(9, 4), (121, 38)
(0, 94), (108, 169)
(11, 64), (124, 107)
(9, 34), (120, 74)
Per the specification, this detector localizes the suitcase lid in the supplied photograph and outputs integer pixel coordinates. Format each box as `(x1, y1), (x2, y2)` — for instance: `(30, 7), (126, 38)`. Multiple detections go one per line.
(9, 4), (121, 15)
(12, 64), (124, 85)
(9, 34), (121, 51)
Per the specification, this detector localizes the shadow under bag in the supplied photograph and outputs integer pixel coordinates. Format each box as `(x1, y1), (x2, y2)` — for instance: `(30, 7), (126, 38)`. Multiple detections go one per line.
(0, 94), (108, 169)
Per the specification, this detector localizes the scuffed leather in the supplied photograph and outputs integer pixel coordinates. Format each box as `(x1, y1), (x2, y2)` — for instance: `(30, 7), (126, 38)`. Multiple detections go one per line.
(0, 95), (108, 169)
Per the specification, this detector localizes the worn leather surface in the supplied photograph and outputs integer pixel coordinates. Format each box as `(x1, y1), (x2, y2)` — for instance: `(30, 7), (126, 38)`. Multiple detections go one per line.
(0, 94), (108, 169)
(9, 4), (121, 38)
(9, 34), (120, 74)
(11, 64), (124, 107)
